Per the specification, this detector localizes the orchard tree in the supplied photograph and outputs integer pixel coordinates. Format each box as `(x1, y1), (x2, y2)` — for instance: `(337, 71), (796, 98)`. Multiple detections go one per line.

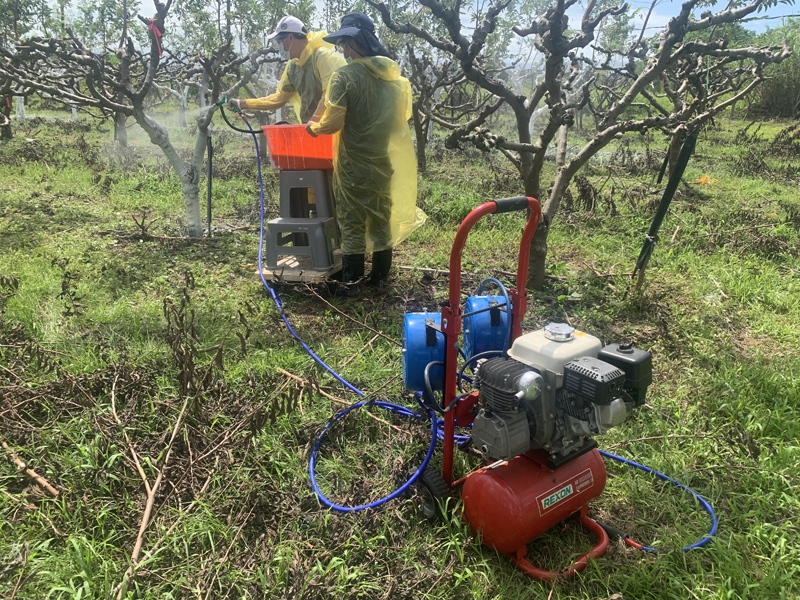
(0, 0), (277, 236)
(368, 0), (791, 289)
(70, 0), (147, 145)
(0, 75), (24, 138)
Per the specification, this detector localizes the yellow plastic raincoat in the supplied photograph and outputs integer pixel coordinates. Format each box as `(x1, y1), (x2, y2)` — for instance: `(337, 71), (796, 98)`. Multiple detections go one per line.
(310, 56), (425, 254)
(245, 32), (345, 123)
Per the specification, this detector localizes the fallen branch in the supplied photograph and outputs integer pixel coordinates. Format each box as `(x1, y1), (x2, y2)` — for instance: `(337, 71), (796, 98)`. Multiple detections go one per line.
(8, 545), (27, 600)
(398, 265), (454, 276)
(96, 229), (221, 243)
(276, 368), (412, 437)
(0, 489), (63, 537)
(0, 488), (36, 511)
(340, 333), (381, 369)
(121, 471), (214, 586)
(110, 373), (151, 494)
(0, 395), (47, 419)
(202, 495), (256, 600)
(672, 222), (777, 245)
(115, 398), (190, 600)
(0, 363), (24, 382)
(305, 286), (400, 346)
(605, 433), (724, 449)
(2, 439), (60, 498)
(148, 382), (290, 522)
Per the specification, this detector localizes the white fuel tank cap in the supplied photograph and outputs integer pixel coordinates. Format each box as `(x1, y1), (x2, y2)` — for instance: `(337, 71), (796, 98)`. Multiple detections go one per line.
(544, 322), (575, 342)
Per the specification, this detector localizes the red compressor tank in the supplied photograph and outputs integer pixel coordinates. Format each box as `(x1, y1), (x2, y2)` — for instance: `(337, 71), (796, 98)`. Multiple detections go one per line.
(462, 448), (608, 573)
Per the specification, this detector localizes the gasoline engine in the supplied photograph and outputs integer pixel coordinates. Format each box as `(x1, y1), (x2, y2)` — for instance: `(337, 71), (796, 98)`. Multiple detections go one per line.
(471, 322), (652, 469)
(403, 308), (652, 470)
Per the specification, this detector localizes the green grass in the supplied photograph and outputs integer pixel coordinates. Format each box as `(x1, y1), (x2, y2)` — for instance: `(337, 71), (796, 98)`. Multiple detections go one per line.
(1, 106), (799, 599)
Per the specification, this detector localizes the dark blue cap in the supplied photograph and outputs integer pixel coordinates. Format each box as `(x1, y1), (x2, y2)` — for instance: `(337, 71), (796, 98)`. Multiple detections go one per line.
(323, 13), (392, 58)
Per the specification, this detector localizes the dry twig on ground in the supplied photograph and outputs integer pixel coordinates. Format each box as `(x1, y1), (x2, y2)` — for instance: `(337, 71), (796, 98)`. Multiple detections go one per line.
(1, 439), (60, 499)
(114, 398), (190, 600)
(305, 286), (400, 346)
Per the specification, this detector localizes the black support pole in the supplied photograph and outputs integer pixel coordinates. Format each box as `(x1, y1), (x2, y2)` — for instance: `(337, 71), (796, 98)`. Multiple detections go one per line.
(206, 135), (213, 237)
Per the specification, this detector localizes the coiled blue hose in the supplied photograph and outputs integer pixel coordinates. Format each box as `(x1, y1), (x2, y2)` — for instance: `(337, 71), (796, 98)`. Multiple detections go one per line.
(230, 112), (718, 536)
(599, 450), (718, 551)
(309, 399), (439, 511)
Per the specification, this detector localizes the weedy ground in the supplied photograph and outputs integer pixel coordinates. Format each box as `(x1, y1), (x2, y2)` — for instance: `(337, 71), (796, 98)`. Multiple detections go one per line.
(1, 106), (799, 600)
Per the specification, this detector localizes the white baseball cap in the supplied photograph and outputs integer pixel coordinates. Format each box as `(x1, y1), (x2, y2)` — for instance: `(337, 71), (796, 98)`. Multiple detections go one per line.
(268, 16), (306, 41)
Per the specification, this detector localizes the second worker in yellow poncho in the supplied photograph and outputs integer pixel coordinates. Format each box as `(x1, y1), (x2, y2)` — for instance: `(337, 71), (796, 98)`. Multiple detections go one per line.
(307, 13), (425, 297)
(229, 16), (345, 124)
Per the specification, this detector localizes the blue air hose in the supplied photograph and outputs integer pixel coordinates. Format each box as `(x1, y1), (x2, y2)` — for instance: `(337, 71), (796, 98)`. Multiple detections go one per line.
(599, 450), (718, 551)
(309, 399), (438, 511)
(225, 109), (718, 538)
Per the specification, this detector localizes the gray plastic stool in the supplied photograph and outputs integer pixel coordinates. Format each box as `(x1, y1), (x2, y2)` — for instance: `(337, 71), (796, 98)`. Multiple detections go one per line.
(265, 218), (338, 270)
(279, 170), (335, 219)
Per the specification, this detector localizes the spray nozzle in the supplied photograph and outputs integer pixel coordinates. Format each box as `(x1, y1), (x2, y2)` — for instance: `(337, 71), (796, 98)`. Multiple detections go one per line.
(216, 97), (240, 113)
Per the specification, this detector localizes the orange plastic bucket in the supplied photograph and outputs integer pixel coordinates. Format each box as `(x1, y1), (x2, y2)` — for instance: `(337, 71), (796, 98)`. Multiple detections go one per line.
(262, 124), (334, 170)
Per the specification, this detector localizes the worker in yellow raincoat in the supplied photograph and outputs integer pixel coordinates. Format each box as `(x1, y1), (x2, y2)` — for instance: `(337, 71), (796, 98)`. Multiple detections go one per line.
(229, 16), (345, 124)
(307, 13), (424, 296)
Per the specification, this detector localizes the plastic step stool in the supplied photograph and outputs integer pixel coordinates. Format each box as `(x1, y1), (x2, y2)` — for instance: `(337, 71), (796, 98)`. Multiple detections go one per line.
(265, 218), (338, 271)
(279, 170), (335, 220)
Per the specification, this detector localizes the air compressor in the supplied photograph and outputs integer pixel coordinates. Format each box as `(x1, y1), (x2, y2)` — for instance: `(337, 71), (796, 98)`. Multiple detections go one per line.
(401, 196), (654, 579)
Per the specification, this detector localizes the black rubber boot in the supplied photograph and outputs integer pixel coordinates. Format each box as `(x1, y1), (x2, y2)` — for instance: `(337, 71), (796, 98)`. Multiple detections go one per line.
(338, 254), (364, 298)
(368, 249), (393, 290)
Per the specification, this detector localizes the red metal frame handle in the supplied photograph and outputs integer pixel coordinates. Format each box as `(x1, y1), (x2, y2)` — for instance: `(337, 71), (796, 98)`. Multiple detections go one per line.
(441, 197), (541, 486)
(447, 197), (540, 305)
(510, 515), (610, 581)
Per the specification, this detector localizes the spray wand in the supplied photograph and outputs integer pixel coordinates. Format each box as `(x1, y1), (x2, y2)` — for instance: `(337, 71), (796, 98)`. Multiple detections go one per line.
(214, 98), (256, 134)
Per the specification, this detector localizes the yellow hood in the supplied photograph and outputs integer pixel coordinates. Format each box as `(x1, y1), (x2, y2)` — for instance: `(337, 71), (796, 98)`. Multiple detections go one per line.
(295, 31), (333, 67)
(354, 56), (402, 81)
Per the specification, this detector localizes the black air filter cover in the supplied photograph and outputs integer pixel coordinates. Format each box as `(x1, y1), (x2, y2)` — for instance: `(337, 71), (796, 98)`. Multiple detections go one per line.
(563, 357), (624, 405)
(598, 343), (653, 405)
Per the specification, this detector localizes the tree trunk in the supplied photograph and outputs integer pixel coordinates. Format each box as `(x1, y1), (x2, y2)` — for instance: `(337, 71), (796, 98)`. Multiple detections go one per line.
(1, 97), (11, 139)
(524, 172), (548, 291)
(199, 73), (209, 110)
(179, 86), (189, 127)
(556, 123), (568, 169)
(411, 101), (427, 173)
(114, 88), (128, 146)
(133, 108), (204, 237)
(181, 178), (204, 237)
(114, 111), (128, 146)
(527, 219), (549, 291)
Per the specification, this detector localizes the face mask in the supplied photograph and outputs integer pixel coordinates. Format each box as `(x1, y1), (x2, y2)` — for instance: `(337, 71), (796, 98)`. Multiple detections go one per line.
(279, 37), (293, 61)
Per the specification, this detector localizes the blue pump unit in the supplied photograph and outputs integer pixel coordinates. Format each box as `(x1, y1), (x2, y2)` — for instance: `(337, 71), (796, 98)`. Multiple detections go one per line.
(463, 294), (511, 359)
(402, 312), (445, 391)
